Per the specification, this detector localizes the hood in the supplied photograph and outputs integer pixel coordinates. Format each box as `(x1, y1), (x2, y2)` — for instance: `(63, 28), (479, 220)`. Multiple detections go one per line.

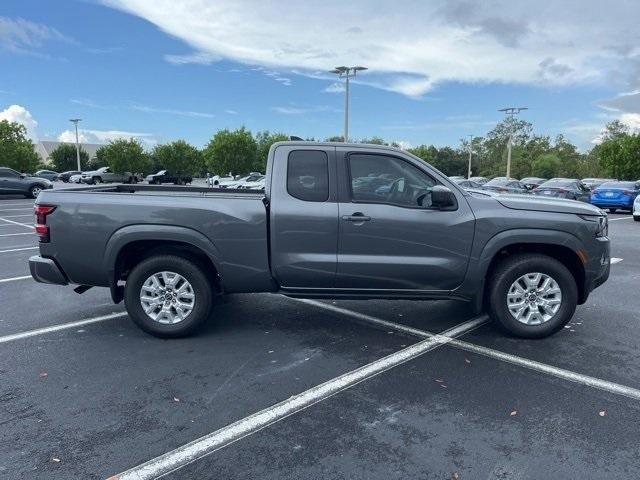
(494, 193), (603, 216)
(26, 175), (51, 184)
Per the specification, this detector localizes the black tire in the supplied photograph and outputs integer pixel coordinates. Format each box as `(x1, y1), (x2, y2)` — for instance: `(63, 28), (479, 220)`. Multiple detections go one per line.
(487, 254), (578, 338)
(124, 255), (214, 338)
(28, 185), (43, 199)
(634, 216), (640, 222)
(93, 177), (102, 185)
(608, 208), (617, 214)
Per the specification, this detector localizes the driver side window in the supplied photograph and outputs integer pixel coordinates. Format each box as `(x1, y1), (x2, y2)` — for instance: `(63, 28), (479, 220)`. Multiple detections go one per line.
(348, 154), (436, 208)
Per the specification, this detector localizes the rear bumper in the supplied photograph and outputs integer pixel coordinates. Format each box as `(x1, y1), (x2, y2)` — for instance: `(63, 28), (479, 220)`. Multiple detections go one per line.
(29, 255), (68, 285)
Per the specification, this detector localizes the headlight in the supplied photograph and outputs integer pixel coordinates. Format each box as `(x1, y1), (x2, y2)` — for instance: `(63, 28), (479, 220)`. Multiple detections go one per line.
(596, 215), (608, 238)
(580, 215), (608, 238)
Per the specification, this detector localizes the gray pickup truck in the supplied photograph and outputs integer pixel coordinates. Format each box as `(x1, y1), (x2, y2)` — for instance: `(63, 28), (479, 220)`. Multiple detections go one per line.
(29, 142), (610, 339)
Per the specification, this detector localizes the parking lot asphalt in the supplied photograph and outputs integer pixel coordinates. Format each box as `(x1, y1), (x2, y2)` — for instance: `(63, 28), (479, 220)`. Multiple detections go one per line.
(0, 192), (639, 479)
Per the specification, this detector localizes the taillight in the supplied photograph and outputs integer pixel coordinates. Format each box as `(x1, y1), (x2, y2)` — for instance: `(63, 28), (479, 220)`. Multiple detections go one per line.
(34, 204), (56, 242)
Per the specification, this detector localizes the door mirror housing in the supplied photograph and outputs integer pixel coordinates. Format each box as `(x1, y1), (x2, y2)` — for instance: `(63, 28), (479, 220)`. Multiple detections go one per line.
(431, 185), (456, 209)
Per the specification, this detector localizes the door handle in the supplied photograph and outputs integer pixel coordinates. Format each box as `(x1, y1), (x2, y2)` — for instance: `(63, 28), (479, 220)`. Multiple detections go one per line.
(342, 213), (371, 222)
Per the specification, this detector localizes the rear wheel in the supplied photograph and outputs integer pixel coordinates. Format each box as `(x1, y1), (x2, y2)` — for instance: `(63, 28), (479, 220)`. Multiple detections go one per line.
(93, 177), (102, 185)
(27, 185), (43, 199)
(487, 254), (577, 338)
(124, 255), (213, 338)
(609, 208), (617, 213)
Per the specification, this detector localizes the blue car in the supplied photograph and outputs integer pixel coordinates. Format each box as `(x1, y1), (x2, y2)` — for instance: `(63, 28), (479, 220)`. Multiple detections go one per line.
(590, 181), (640, 213)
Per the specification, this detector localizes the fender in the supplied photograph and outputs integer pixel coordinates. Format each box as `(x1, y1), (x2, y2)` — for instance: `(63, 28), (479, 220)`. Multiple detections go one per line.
(104, 224), (224, 288)
(457, 228), (586, 313)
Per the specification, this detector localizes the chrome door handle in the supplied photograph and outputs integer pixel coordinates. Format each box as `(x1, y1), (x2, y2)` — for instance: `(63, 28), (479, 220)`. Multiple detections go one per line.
(342, 213), (371, 222)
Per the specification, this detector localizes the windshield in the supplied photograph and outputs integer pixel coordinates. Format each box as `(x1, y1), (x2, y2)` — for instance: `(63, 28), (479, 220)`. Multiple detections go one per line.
(485, 178), (511, 186)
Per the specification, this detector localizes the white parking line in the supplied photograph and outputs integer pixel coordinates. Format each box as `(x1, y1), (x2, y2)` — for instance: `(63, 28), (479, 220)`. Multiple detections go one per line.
(0, 275), (31, 284)
(0, 232), (33, 237)
(0, 217), (33, 229)
(301, 300), (640, 402)
(0, 208), (34, 212)
(108, 316), (487, 480)
(0, 246), (38, 254)
(0, 202), (34, 207)
(609, 216), (633, 221)
(610, 257), (623, 264)
(0, 312), (127, 344)
(1, 214), (33, 218)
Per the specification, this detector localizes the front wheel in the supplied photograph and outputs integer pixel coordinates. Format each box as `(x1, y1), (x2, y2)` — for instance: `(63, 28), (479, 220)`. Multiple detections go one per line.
(634, 216), (640, 222)
(487, 254), (577, 338)
(609, 208), (617, 214)
(124, 254), (213, 338)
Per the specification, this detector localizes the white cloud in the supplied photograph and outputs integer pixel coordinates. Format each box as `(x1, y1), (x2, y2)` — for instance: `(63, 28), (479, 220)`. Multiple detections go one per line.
(130, 104), (215, 118)
(0, 104), (38, 140)
(0, 16), (70, 55)
(324, 82), (345, 94)
(100, 0), (640, 97)
(57, 129), (157, 146)
(164, 51), (220, 65)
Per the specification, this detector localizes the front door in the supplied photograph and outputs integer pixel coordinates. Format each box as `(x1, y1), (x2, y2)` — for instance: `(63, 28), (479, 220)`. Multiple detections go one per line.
(336, 150), (475, 291)
(0, 169), (22, 193)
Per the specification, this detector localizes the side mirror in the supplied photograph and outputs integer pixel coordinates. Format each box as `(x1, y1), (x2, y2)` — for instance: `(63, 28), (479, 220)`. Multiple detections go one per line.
(20, 173), (26, 179)
(431, 185), (456, 209)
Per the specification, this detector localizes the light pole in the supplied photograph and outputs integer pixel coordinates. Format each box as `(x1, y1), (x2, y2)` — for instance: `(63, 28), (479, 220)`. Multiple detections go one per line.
(69, 118), (82, 171)
(329, 66), (367, 142)
(498, 107), (527, 178)
(467, 134), (473, 179)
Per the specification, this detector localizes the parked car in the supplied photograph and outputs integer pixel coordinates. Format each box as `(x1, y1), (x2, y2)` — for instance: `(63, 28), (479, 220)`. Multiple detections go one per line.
(69, 174), (83, 184)
(590, 181), (640, 213)
(208, 174), (236, 187)
(80, 167), (135, 184)
(34, 169), (60, 182)
(469, 176), (489, 185)
(582, 178), (616, 190)
(218, 173), (264, 189)
(520, 177), (547, 189)
(483, 178), (529, 194)
(451, 178), (484, 190)
(634, 195), (640, 221)
(30, 141), (610, 340)
(532, 179), (591, 202)
(238, 175), (265, 190)
(58, 170), (82, 183)
(0, 167), (53, 198)
(145, 170), (192, 185)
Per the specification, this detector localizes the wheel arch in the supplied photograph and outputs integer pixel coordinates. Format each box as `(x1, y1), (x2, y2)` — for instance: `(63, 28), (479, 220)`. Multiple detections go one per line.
(466, 229), (588, 312)
(105, 225), (224, 302)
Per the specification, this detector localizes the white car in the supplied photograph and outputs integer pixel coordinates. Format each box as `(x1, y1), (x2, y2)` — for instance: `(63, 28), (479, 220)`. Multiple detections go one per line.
(69, 174), (83, 184)
(208, 174), (235, 187)
(634, 195), (640, 221)
(238, 175), (265, 190)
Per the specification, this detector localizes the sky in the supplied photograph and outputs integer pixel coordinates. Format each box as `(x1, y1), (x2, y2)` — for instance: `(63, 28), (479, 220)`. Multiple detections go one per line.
(1, 0), (639, 151)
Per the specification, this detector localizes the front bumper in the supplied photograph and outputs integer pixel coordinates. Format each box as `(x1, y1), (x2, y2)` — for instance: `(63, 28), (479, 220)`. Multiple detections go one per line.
(29, 255), (68, 285)
(581, 238), (610, 303)
(591, 200), (633, 209)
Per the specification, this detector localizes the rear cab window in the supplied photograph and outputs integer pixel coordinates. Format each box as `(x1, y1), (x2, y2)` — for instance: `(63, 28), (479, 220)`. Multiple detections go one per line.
(287, 150), (329, 202)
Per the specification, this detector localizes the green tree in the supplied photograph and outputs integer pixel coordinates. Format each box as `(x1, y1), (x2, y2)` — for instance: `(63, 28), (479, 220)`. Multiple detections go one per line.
(598, 133), (640, 180)
(151, 140), (204, 176)
(254, 131), (288, 172)
(532, 153), (562, 178)
(49, 143), (89, 171)
(203, 127), (257, 175)
(325, 135), (344, 142)
(96, 138), (150, 174)
(0, 120), (39, 173)
(360, 136), (386, 145)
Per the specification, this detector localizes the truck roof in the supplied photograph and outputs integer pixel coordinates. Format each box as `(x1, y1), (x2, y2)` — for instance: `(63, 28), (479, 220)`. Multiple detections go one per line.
(271, 141), (405, 153)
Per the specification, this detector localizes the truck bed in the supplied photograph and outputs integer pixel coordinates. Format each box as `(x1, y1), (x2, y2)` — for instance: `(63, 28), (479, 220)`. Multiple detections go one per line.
(36, 184), (273, 293)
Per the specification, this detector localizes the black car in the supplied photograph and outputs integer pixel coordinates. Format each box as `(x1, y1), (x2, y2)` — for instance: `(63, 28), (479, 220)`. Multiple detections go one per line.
(532, 178), (591, 202)
(582, 178), (616, 190)
(520, 177), (547, 189)
(145, 170), (193, 185)
(483, 178), (529, 194)
(0, 167), (53, 198)
(58, 170), (83, 183)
